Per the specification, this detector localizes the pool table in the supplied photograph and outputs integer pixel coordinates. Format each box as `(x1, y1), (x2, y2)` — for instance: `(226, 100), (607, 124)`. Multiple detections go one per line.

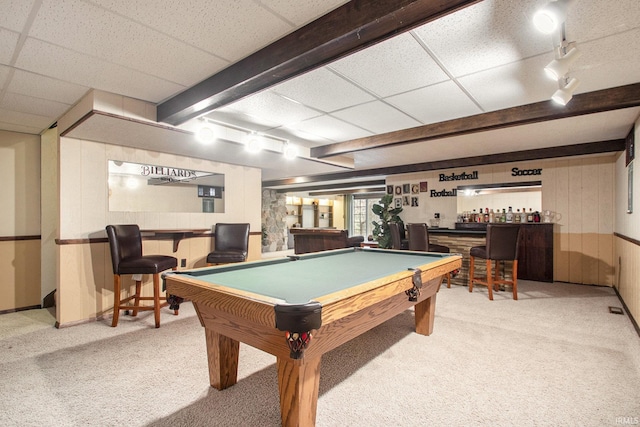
(164, 247), (461, 427)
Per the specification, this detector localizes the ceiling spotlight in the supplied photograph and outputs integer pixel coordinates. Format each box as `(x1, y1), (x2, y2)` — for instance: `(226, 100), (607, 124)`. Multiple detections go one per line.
(283, 142), (298, 160)
(195, 125), (216, 144)
(533, 0), (570, 34)
(544, 46), (581, 81)
(551, 77), (580, 106)
(245, 133), (263, 153)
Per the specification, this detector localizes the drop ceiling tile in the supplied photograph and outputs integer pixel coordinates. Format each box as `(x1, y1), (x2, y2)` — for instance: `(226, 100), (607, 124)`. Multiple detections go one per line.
(222, 91), (322, 126)
(0, 65), (9, 88)
(331, 101), (422, 134)
(0, 106), (53, 129)
(567, 0), (640, 42)
(0, 0), (34, 32)
(459, 54), (556, 112)
(1, 92), (70, 118)
(261, 0), (348, 25)
(272, 67), (375, 112)
(291, 115), (373, 142)
(0, 28), (19, 64)
(15, 38), (185, 103)
(329, 32), (449, 97)
(91, 0), (294, 63)
(569, 29), (640, 94)
(414, 0), (550, 77)
(385, 81), (482, 125)
(30, 0), (227, 86)
(9, 69), (88, 104)
(201, 109), (282, 133)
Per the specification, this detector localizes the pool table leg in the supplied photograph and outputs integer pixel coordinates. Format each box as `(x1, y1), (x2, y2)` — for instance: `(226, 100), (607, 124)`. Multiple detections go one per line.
(277, 355), (321, 427)
(414, 294), (437, 336)
(205, 328), (239, 390)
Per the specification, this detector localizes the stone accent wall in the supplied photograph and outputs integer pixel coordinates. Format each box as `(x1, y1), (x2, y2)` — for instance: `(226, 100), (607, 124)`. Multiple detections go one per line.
(261, 189), (287, 252)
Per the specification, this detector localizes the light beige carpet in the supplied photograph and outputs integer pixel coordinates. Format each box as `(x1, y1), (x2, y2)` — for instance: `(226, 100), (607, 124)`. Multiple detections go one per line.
(1, 280), (639, 426)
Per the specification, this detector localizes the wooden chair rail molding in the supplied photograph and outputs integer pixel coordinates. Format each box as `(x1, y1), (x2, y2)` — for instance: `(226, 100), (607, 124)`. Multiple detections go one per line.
(0, 235), (41, 242)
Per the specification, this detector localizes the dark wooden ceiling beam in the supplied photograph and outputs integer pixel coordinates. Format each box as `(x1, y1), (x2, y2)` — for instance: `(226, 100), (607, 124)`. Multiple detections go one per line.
(156, 0), (482, 126)
(264, 139), (625, 188)
(311, 83), (640, 158)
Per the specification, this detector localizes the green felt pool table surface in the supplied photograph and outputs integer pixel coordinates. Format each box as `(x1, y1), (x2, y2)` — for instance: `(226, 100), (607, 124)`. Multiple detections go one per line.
(173, 247), (456, 303)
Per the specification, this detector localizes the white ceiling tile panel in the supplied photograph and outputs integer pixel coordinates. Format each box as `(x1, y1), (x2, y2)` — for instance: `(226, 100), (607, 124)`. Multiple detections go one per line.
(202, 109), (283, 133)
(15, 38), (185, 103)
(272, 67), (375, 112)
(30, 0), (227, 86)
(0, 65), (9, 88)
(331, 101), (422, 134)
(0, 0), (34, 32)
(1, 92), (70, 118)
(90, 0), (295, 63)
(568, 29), (640, 94)
(0, 28), (19, 64)
(260, 0), (348, 26)
(9, 69), (88, 104)
(567, 0), (640, 42)
(0, 120), (45, 134)
(222, 91), (322, 126)
(291, 115), (373, 142)
(0, 106), (54, 129)
(459, 54), (556, 112)
(329, 33), (450, 97)
(385, 81), (482, 125)
(414, 0), (551, 77)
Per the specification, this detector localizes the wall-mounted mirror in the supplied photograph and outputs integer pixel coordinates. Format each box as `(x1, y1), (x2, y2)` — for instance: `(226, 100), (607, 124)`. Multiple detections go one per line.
(457, 181), (542, 215)
(108, 160), (225, 213)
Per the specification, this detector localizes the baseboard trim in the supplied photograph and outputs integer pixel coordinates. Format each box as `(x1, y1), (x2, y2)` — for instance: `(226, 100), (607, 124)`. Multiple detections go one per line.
(614, 286), (640, 338)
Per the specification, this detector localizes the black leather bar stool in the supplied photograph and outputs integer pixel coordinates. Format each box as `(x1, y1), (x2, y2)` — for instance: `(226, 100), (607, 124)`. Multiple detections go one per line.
(407, 223), (453, 288)
(389, 222), (409, 250)
(106, 224), (178, 328)
(206, 223), (250, 265)
(469, 224), (521, 300)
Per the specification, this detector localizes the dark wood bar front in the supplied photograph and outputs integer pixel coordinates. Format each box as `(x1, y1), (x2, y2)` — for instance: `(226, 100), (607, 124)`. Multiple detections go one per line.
(428, 223), (554, 286)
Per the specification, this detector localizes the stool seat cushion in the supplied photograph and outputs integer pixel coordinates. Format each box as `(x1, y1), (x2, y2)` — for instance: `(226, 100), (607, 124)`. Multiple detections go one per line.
(207, 250), (248, 264)
(347, 236), (365, 247)
(470, 245), (487, 259)
(429, 243), (450, 254)
(118, 255), (178, 275)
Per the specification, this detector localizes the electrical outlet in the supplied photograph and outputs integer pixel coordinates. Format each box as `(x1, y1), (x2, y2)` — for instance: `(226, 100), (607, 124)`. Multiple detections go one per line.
(181, 258), (187, 267)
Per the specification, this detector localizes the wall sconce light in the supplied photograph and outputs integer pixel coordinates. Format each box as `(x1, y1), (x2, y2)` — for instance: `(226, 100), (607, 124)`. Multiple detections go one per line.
(533, 0), (570, 34)
(544, 46), (581, 81)
(245, 133), (263, 153)
(283, 142), (298, 160)
(551, 77), (580, 105)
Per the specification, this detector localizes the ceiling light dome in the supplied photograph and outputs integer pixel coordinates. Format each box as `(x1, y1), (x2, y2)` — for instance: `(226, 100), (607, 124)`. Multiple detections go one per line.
(533, 0), (570, 34)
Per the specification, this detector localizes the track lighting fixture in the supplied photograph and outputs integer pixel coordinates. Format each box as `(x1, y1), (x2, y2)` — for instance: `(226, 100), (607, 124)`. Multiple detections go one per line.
(283, 142), (298, 160)
(533, 0), (570, 34)
(544, 46), (581, 81)
(551, 77), (580, 106)
(245, 133), (263, 153)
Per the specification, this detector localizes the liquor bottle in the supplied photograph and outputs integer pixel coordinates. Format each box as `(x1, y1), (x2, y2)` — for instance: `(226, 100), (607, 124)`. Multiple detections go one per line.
(514, 208), (521, 223)
(533, 211), (541, 223)
(506, 206), (514, 223)
(484, 208), (489, 223)
(489, 209), (495, 223)
(500, 209), (506, 222)
(472, 209), (477, 223)
(520, 208), (527, 223)
(527, 208), (533, 223)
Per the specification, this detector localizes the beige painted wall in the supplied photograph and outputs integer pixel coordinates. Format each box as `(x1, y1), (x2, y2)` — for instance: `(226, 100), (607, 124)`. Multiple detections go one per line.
(0, 130), (41, 311)
(388, 155), (617, 286)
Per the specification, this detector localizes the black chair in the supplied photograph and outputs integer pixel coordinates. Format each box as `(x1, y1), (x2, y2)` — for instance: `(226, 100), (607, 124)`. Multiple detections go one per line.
(106, 224), (178, 328)
(407, 223), (452, 288)
(389, 222), (409, 250)
(469, 224), (521, 300)
(206, 223), (250, 265)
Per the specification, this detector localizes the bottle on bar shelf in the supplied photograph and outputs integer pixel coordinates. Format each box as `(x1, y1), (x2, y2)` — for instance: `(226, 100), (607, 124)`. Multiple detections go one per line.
(500, 209), (507, 222)
(534, 211), (541, 222)
(484, 208), (490, 223)
(527, 208), (534, 223)
(506, 206), (514, 223)
(515, 208), (521, 223)
(489, 209), (495, 223)
(520, 208), (527, 223)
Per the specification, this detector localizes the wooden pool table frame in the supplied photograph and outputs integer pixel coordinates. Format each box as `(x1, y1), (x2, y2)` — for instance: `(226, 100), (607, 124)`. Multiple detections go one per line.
(164, 248), (461, 427)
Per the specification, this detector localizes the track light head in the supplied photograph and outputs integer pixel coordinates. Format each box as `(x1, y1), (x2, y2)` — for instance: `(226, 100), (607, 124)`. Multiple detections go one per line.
(533, 0), (570, 34)
(544, 46), (581, 81)
(283, 142), (298, 160)
(195, 124), (216, 144)
(245, 133), (263, 153)
(551, 77), (580, 106)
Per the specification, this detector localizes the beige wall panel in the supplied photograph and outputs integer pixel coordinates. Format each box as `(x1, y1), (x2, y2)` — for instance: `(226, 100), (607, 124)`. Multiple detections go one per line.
(58, 244), (98, 325)
(615, 237), (639, 325)
(553, 231), (568, 282)
(580, 158), (600, 234)
(567, 161), (583, 234)
(568, 233), (583, 284)
(0, 240), (41, 311)
(580, 233), (600, 285)
(597, 234), (614, 286)
(598, 161), (615, 234)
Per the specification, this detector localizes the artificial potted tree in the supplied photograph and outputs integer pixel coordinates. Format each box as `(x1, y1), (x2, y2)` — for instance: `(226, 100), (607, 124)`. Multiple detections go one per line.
(371, 194), (403, 249)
